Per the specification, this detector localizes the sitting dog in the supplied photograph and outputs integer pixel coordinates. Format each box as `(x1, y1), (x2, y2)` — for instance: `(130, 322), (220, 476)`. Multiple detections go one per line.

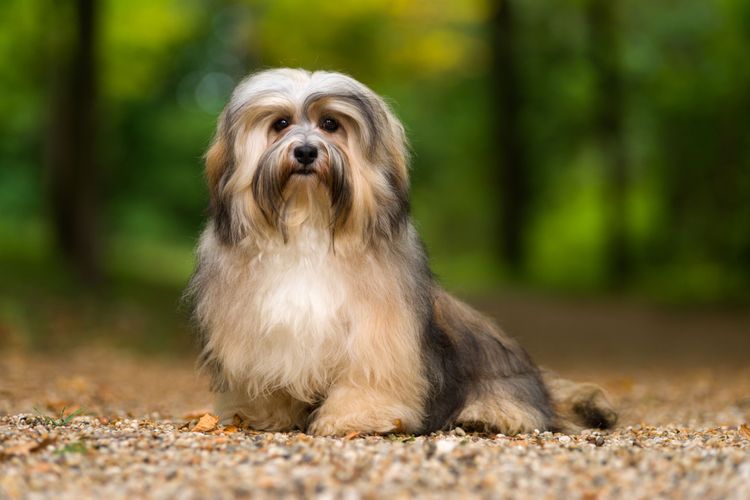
(186, 68), (617, 435)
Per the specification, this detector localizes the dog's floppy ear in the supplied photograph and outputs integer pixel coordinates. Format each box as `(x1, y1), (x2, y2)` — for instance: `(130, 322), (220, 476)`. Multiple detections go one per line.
(205, 111), (238, 245)
(372, 97), (411, 238)
(205, 111), (231, 197)
(382, 108), (410, 191)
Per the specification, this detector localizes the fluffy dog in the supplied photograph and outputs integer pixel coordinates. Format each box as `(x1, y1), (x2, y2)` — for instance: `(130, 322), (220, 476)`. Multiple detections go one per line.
(186, 68), (616, 435)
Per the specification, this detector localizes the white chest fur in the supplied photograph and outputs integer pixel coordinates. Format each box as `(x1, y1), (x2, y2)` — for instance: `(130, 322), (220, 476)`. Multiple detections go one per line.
(201, 227), (349, 402)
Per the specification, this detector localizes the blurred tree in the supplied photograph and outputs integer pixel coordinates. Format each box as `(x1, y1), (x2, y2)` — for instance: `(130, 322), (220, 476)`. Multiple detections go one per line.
(46, 0), (101, 283)
(633, 0), (750, 299)
(491, 0), (529, 275)
(0, 0), (748, 302)
(587, 0), (630, 288)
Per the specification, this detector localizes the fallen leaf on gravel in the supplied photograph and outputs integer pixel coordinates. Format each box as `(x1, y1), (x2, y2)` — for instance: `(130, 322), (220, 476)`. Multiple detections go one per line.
(2, 437), (55, 457)
(344, 431), (361, 440)
(192, 414), (219, 432)
(739, 424), (750, 440)
(3, 441), (39, 456)
(221, 425), (239, 434)
(392, 419), (404, 432)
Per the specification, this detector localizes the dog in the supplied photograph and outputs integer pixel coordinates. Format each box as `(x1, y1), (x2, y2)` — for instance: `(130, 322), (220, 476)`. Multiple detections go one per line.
(186, 68), (617, 435)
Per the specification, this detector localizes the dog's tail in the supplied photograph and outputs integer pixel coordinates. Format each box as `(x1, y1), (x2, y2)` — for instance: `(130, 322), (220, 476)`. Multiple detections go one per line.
(542, 371), (619, 433)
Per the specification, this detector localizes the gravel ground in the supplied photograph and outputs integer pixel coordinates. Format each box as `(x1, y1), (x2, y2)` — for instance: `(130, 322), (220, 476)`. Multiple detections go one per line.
(1, 348), (749, 499)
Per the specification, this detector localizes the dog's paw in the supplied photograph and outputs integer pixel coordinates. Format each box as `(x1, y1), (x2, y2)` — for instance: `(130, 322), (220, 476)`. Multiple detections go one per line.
(571, 385), (618, 430)
(307, 413), (403, 436)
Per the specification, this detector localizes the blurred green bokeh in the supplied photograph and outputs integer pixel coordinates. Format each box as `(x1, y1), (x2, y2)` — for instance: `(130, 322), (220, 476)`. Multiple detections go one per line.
(1, 0), (749, 351)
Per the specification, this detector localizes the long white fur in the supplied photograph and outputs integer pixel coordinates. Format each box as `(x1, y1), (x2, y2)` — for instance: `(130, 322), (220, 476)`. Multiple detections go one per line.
(191, 69), (619, 436)
(196, 200), (351, 402)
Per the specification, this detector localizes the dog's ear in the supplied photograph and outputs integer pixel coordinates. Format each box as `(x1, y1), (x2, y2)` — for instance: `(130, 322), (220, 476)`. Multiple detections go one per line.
(205, 112), (231, 198)
(205, 111), (238, 244)
(382, 108), (410, 192)
(372, 97), (411, 237)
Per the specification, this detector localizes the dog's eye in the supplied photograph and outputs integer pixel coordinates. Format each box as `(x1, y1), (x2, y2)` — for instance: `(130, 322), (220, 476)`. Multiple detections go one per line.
(273, 118), (290, 132)
(320, 118), (339, 132)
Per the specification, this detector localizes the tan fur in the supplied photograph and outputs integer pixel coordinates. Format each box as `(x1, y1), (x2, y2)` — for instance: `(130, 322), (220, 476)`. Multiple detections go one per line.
(456, 390), (548, 435)
(218, 390), (309, 431)
(188, 68), (618, 436)
(542, 372), (618, 433)
(205, 126), (229, 198)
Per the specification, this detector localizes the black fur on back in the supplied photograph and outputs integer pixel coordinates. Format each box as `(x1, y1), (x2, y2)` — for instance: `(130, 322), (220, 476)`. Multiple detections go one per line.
(418, 289), (555, 434)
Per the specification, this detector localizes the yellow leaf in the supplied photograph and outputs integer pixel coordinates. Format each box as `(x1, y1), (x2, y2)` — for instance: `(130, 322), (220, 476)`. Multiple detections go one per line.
(739, 424), (750, 440)
(392, 419), (404, 432)
(192, 413), (219, 433)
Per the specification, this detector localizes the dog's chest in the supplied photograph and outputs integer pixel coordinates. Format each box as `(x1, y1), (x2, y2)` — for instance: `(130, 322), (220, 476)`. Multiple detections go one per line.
(215, 231), (351, 397)
(253, 240), (347, 335)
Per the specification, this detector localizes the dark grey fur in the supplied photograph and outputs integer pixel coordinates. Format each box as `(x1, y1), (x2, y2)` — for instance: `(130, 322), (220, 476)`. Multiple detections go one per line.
(189, 69), (617, 435)
(303, 92), (384, 157)
(251, 142), (353, 242)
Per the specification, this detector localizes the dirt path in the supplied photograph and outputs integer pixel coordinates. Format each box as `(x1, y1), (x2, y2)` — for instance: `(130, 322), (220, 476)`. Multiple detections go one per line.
(1, 348), (749, 499)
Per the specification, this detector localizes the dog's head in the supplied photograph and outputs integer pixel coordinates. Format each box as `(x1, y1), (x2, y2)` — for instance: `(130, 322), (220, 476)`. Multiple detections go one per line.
(205, 68), (410, 245)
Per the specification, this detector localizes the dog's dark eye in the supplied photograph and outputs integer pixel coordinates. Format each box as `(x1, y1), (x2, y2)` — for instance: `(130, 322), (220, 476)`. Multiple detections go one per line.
(273, 118), (290, 132)
(320, 118), (339, 132)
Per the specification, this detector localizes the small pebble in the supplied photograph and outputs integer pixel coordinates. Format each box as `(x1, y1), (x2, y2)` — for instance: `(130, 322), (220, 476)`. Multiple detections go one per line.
(435, 440), (457, 454)
(0, 349), (748, 498)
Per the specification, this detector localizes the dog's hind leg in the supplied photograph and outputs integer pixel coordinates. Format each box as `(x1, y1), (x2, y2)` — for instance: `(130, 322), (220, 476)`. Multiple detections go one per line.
(454, 377), (554, 435)
(542, 371), (618, 432)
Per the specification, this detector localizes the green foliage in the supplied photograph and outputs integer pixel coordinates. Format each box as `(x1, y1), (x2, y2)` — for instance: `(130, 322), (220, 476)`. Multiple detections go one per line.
(0, 0), (749, 310)
(33, 407), (86, 428)
(55, 441), (89, 455)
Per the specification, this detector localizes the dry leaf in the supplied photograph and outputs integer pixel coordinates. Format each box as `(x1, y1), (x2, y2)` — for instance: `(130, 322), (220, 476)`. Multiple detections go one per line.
(3, 441), (39, 456)
(392, 419), (404, 433)
(344, 431), (361, 440)
(192, 413), (219, 432)
(222, 425), (239, 434)
(2, 437), (54, 457)
(739, 424), (750, 440)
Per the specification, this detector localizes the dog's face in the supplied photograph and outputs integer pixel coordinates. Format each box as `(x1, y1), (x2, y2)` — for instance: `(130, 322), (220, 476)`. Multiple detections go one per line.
(205, 69), (411, 245)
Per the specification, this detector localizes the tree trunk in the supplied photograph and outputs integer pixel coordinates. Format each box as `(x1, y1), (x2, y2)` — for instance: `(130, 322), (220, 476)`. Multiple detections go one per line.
(47, 0), (100, 284)
(587, 0), (630, 288)
(491, 0), (529, 275)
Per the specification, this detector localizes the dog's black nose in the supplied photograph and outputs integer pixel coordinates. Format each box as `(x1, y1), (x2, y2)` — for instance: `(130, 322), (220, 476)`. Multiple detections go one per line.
(294, 145), (318, 165)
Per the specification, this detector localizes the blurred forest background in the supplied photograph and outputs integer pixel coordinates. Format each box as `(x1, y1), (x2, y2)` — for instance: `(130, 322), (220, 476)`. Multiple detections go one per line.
(1, 0), (749, 357)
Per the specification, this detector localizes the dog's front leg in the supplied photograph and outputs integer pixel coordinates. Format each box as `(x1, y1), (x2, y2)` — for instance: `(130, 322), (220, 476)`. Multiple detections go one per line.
(307, 306), (427, 436)
(215, 389), (310, 431)
(307, 383), (423, 436)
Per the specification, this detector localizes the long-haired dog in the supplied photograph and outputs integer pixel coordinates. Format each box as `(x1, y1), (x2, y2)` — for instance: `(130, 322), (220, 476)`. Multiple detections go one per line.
(187, 68), (617, 435)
